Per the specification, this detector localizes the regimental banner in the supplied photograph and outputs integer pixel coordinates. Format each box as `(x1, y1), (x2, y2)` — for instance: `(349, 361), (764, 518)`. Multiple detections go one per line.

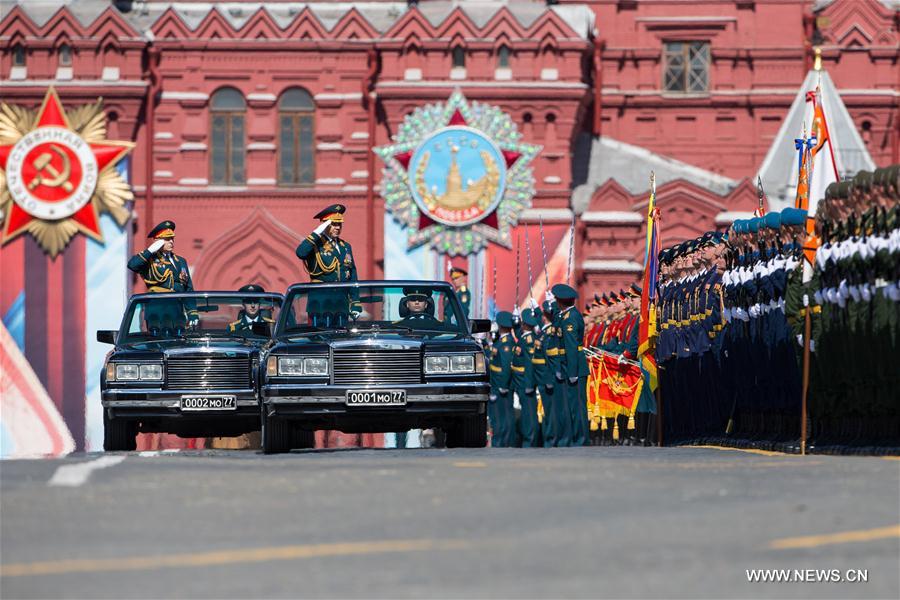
(587, 352), (644, 421)
(0, 88), (134, 257)
(375, 91), (540, 256)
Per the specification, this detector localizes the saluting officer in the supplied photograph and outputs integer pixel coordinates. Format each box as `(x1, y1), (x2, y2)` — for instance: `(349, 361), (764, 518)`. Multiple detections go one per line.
(552, 283), (591, 447)
(228, 284), (275, 333)
(296, 204), (358, 283)
(296, 204), (360, 327)
(128, 220), (194, 293)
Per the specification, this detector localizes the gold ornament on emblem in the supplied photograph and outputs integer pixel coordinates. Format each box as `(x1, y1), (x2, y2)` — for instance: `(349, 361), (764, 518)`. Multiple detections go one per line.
(0, 89), (134, 257)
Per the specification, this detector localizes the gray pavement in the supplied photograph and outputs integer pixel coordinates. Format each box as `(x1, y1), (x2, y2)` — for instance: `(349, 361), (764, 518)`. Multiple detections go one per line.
(1, 446), (898, 599)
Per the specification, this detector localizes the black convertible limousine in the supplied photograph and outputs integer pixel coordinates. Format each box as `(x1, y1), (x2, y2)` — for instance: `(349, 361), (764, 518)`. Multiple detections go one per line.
(97, 291), (282, 450)
(260, 280), (492, 453)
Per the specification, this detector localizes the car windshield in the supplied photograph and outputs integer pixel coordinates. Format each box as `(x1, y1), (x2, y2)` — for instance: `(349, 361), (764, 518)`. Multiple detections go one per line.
(121, 295), (281, 343)
(280, 284), (466, 337)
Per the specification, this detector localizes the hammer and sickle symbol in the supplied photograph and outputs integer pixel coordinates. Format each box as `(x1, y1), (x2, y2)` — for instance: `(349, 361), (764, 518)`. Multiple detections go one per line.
(27, 145), (74, 193)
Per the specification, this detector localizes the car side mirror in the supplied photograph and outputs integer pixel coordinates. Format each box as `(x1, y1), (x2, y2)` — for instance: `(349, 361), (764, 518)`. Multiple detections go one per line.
(97, 330), (117, 345)
(251, 322), (272, 337)
(470, 319), (491, 334)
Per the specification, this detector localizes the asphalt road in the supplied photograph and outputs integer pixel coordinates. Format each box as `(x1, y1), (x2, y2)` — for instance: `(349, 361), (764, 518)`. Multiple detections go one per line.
(1, 446), (898, 599)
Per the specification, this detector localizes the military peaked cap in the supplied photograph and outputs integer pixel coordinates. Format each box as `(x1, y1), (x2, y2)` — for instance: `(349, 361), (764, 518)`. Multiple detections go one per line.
(551, 283), (577, 300)
(239, 284), (265, 293)
(148, 220), (176, 239)
(495, 311), (515, 328)
(448, 265), (468, 277)
(314, 204), (346, 223)
(780, 208), (807, 226)
(402, 286), (432, 300)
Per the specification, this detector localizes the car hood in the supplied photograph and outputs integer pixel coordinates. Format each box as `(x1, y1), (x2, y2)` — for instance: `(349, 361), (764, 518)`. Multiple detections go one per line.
(115, 337), (263, 356)
(273, 331), (480, 354)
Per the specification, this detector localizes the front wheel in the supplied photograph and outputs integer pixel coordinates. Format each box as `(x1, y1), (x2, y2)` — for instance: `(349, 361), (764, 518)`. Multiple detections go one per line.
(446, 412), (487, 448)
(261, 407), (292, 454)
(103, 413), (136, 451)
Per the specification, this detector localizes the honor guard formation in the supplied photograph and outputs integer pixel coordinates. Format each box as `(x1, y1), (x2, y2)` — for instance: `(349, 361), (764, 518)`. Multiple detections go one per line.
(128, 165), (898, 453)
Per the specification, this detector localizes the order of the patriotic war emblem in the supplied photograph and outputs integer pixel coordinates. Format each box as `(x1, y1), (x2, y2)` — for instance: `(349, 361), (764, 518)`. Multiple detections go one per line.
(376, 91), (540, 256)
(0, 88), (134, 257)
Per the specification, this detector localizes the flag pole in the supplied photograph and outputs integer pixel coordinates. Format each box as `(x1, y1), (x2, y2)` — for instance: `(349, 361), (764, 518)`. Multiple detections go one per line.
(566, 213), (576, 285)
(800, 309), (811, 455)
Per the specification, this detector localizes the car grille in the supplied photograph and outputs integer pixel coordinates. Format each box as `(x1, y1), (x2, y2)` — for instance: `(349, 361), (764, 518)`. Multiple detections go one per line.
(166, 355), (253, 390)
(332, 349), (422, 386)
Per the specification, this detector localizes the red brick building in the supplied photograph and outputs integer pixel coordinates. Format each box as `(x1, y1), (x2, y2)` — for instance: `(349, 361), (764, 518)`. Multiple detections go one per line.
(0, 0), (896, 450)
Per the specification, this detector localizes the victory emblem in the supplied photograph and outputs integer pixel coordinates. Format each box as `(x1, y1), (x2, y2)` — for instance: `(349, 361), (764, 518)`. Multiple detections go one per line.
(376, 91), (540, 256)
(0, 88), (134, 257)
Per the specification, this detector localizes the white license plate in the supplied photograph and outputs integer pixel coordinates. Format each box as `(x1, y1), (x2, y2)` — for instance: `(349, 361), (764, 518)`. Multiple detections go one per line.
(180, 395), (237, 411)
(346, 390), (406, 406)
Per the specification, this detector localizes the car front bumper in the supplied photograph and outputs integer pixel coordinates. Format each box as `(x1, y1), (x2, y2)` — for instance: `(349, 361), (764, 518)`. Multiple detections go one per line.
(261, 381), (489, 431)
(101, 388), (259, 419)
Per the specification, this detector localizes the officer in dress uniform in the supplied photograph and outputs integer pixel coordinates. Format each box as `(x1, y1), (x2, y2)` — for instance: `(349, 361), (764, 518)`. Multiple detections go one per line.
(228, 284), (275, 333)
(128, 221), (194, 293)
(489, 311), (516, 447)
(552, 283), (591, 447)
(446, 265), (472, 320)
(514, 309), (540, 447)
(128, 220), (198, 331)
(295, 204), (360, 327)
(536, 300), (560, 447)
(395, 287), (442, 329)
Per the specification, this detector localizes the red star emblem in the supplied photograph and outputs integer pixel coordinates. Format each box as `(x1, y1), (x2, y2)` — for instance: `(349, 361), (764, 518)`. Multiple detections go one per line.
(0, 88), (133, 253)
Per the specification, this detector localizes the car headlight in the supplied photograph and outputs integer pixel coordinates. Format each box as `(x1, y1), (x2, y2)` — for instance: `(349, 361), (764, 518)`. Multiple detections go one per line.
(424, 355), (450, 374)
(451, 354), (474, 372)
(425, 353), (479, 374)
(303, 357), (329, 376)
(474, 352), (486, 374)
(277, 356), (329, 377)
(139, 364), (163, 381)
(110, 362), (163, 381)
(115, 364), (140, 380)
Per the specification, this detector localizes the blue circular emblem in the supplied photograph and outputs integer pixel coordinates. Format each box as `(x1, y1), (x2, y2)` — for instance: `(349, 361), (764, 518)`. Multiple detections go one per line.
(409, 126), (507, 227)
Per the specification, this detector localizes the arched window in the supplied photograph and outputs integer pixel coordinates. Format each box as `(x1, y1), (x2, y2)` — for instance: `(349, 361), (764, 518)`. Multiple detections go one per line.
(210, 88), (246, 185)
(13, 44), (25, 67)
(278, 88), (315, 186)
(58, 43), (72, 66)
(498, 45), (510, 68)
(452, 46), (465, 68)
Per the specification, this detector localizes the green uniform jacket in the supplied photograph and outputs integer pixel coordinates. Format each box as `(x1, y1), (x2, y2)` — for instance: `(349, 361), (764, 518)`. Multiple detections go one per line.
(295, 232), (358, 283)
(127, 250), (194, 293)
(560, 306), (589, 379)
(490, 333), (514, 392)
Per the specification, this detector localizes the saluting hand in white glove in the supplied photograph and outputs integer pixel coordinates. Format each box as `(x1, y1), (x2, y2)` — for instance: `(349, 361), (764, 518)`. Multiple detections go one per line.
(313, 220), (332, 236)
(148, 239), (165, 254)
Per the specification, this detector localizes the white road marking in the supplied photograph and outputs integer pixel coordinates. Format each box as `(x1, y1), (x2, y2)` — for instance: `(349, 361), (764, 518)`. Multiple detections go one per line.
(47, 456), (127, 487)
(138, 451), (159, 458)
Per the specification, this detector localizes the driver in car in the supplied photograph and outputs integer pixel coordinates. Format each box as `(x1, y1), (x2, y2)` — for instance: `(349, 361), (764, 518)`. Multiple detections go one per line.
(394, 287), (441, 329)
(228, 284), (275, 333)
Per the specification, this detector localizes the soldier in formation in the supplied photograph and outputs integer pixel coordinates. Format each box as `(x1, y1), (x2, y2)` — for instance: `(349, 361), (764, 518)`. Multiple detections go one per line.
(718, 211), (806, 443)
(789, 166), (899, 446)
